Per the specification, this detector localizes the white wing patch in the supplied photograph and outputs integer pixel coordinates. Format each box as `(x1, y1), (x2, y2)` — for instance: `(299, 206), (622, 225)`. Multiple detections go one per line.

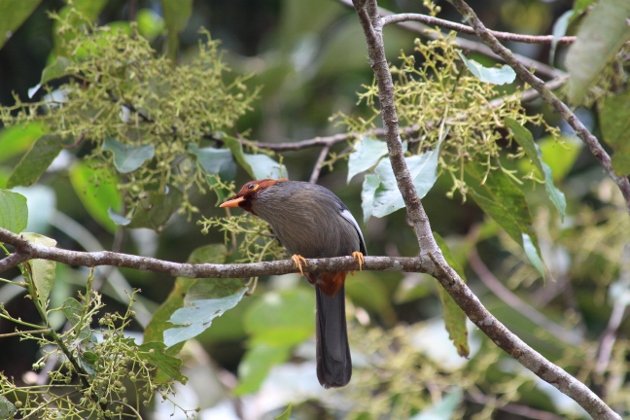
(339, 208), (367, 255)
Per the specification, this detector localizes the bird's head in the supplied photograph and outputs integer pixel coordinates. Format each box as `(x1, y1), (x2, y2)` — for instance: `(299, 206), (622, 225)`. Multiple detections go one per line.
(219, 178), (288, 212)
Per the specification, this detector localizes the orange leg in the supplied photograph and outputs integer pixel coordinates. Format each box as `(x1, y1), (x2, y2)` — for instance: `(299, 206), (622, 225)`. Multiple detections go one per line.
(291, 254), (308, 275)
(351, 251), (365, 270)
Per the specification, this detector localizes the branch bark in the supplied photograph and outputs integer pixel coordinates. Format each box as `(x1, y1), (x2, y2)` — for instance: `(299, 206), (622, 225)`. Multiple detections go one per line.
(448, 0), (630, 212)
(351, 0), (620, 418)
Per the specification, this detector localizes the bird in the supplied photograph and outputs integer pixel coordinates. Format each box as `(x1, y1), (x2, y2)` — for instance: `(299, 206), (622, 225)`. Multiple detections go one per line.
(219, 179), (366, 388)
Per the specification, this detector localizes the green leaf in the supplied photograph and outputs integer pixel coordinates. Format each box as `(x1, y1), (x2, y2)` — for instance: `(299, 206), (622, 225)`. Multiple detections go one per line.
(347, 136), (389, 183)
(222, 135), (255, 178)
(161, 0), (192, 58)
(235, 344), (291, 395)
(29, 56), (72, 98)
(0, 189), (27, 233)
(458, 52), (516, 85)
(598, 88), (630, 175)
(275, 405), (292, 420)
(144, 244), (228, 345)
(243, 288), (314, 346)
(103, 138), (155, 174)
(411, 388), (463, 420)
(127, 187), (182, 230)
(22, 232), (57, 310)
(188, 143), (236, 180)
(0, 0), (41, 49)
(69, 163), (122, 233)
(361, 144), (440, 221)
(550, 10), (573, 64)
(243, 154), (288, 180)
(433, 233), (469, 358)
(164, 284), (247, 348)
(7, 135), (63, 187)
(505, 118), (566, 219)
(522, 233), (545, 278)
(565, 0), (630, 104)
(0, 122), (48, 162)
(538, 136), (581, 182)
(137, 9), (165, 40)
(345, 273), (396, 323)
(0, 395), (17, 419)
(464, 165), (545, 277)
(138, 342), (185, 384)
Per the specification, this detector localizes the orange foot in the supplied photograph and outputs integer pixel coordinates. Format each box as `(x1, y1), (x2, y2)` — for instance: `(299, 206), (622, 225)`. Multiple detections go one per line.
(352, 251), (365, 270)
(291, 254), (308, 276)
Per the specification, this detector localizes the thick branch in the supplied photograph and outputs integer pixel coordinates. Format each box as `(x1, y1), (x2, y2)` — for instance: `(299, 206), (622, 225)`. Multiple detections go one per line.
(449, 0), (630, 211)
(0, 228), (425, 277)
(351, 1), (620, 418)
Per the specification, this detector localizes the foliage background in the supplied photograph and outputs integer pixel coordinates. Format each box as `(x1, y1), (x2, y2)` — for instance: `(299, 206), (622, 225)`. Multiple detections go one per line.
(0, 0), (628, 419)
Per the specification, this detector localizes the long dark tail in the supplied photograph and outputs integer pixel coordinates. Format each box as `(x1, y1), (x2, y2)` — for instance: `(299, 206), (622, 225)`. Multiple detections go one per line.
(315, 284), (352, 388)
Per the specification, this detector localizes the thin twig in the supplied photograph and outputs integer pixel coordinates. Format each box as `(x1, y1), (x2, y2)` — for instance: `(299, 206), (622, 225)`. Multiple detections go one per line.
(309, 144), (332, 183)
(448, 0), (630, 211)
(381, 13), (576, 45)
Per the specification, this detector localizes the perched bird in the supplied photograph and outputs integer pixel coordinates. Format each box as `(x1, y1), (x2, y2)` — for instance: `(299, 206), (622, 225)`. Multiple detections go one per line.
(220, 179), (366, 388)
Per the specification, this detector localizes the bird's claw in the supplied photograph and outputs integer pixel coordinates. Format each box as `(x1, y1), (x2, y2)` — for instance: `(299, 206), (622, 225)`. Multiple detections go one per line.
(352, 251), (365, 270)
(291, 254), (308, 275)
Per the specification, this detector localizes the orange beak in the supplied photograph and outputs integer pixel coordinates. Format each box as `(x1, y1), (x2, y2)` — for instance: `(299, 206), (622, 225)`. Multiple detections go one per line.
(219, 196), (245, 208)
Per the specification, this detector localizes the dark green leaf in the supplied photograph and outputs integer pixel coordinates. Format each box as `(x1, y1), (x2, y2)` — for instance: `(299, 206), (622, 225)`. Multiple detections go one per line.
(127, 187), (182, 230)
(0, 122), (48, 162)
(433, 233), (469, 358)
(188, 143), (236, 180)
(598, 88), (630, 175)
(347, 136), (388, 182)
(458, 52), (516, 85)
(505, 118), (566, 219)
(7, 135), (63, 187)
(0, 395), (16, 419)
(103, 138), (155, 174)
(0, 189), (27, 233)
(565, 0), (630, 104)
(139, 341), (185, 384)
(464, 165), (545, 277)
(69, 163), (122, 233)
(0, 0), (41, 49)
(22, 232), (57, 309)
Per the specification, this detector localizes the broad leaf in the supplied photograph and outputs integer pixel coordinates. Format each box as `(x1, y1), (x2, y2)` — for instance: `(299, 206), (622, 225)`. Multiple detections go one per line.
(243, 154), (288, 180)
(0, 122), (48, 162)
(138, 342), (185, 384)
(69, 163), (122, 233)
(433, 233), (469, 358)
(28, 56), (71, 98)
(549, 10), (573, 64)
(458, 52), (516, 85)
(22, 232), (57, 310)
(0, 395), (16, 419)
(235, 344), (291, 395)
(0, 0), (41, 49)
(222, 135), (255, 178)
(127, 187), (182, 230)
(103, 138), (155, 174)
(347, 136), (389, 182)
(598, 88), (630, 175)
(464, 165), (545, 277)
(361, 144), (440, 221)
(7, 135), (63, 187)
(505, 118), (566, 219)
(565, 0), (630, 104)
(188, 143), (236, 180)
(0, 189), (27, 233)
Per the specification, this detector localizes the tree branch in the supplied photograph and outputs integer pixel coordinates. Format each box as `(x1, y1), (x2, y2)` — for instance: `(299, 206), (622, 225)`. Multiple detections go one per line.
(0, 228), (426, 278)
(448, 0), (630, 212)
(338, 0), (565, 79)
(351, 1), (620, 418)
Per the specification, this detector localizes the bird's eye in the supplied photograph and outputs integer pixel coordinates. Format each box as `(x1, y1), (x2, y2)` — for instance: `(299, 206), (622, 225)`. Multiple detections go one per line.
(247, 184), (255, 190)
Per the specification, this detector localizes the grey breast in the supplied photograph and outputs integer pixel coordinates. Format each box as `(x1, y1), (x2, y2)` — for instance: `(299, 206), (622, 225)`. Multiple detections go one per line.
(251, 181), (363, 258)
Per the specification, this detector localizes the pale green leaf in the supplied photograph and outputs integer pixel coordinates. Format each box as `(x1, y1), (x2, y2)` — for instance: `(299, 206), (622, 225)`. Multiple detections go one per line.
(458, 52), (516, 85)
(243, 154), (288, 180)
(0, 189), (27, 233)
(0, 0), (41, 49)
(0, 395), (16, 419)
(235, 344), (291, 395)
(136, 9), (164, 40)
(522, 233), (545, 278)
(0, 122), (48, 162)
(22, 232), (57, 309)
(565, 0), (630, 104)
(347, 136), (388, 182)
(188, 144), (236, 180)
(103, 138), (155, 174)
